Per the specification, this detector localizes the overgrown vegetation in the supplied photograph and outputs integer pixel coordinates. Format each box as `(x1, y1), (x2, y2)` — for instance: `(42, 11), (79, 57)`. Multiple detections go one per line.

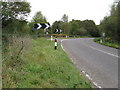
(98, 1), (120, 44)
(51, 18), (100, 37)
(94, 38), (120, 49)
(2, 38), (92, 88)
(2, 2), (31, 34)
(94, 1), (120, 49)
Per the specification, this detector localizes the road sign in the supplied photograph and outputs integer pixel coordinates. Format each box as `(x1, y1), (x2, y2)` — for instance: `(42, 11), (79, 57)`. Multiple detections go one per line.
(34, 23), (50, 30)
(55, 29), (62, 34)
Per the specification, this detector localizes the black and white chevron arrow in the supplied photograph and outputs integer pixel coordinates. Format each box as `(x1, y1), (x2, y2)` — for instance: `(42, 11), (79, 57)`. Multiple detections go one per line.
(34, 23), (50, 30)
(55, 29), (62, 34)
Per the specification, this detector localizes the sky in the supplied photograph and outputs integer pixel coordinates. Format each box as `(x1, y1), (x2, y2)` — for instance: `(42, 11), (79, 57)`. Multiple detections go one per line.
(27, 0), (114, 25)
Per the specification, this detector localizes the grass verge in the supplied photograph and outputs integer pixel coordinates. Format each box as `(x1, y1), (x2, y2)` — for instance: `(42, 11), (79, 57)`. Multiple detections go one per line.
(94, 38), (120, 49)
(3, 38), (92, 88)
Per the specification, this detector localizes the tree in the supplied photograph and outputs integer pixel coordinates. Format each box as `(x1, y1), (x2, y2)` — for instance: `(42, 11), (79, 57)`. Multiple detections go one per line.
(81, 20), (100, 37)
(99, 1), (119, 42)
(76, 27), (87, 36)
(69, 20), (79, 35)
(29, 11), (48, 36)
(2, 2), (31, 21)
(32, 11), (47, 23)
(2, 2), (31, 34)
(52, 21), (63, 33)
(61, 14), (70, 34)
(61, 14), (68, 23)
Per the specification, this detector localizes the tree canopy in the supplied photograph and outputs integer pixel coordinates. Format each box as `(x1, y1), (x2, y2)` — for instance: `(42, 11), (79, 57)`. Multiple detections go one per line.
(32, 11), (47, 23)
(61, 14), (68, 23)
(52, 17), (100, 37)
(99, 1), (119, 42)
(2, 2), (31, 21)
(2, 1), (31, 34)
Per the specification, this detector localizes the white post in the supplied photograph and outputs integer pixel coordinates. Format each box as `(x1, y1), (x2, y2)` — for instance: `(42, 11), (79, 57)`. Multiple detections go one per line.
(100, 40), (103, 43)
(54, 38), (57, 50)
(51, 36), (53, 41)
(102, 33), (105, 42)
(66, 35), (67, 38)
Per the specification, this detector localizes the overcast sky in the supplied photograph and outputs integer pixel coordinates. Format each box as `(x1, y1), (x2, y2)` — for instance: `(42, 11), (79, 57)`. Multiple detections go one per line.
(27, 0), (114, 25)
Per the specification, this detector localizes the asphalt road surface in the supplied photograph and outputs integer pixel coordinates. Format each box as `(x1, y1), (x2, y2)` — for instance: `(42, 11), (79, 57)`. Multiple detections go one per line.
(61, 38), (119, 88)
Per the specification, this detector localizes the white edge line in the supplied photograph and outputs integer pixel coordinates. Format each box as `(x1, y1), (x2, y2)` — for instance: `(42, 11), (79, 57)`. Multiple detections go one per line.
(81, 70), (102, 88)
(61, 39), (69, 51)
(61, 40), (65, 51)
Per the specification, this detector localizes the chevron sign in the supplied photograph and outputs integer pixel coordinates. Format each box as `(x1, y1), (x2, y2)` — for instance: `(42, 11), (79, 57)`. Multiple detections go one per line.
(55, 29), (62, 34)
(34, 23), (50, 30)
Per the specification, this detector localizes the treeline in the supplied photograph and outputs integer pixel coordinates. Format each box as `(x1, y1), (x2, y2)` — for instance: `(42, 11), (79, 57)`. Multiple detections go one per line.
(51, 17), (100, 37)
(2, 1), (119, 40)
(28, 12), (100, 37)
(98, 1), (119, 43)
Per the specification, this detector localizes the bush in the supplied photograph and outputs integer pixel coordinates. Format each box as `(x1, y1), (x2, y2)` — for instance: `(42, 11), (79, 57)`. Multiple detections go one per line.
(2, 34), (32, 87)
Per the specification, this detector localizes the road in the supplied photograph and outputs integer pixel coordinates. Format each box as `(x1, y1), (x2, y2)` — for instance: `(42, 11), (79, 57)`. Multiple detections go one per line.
(61, 38), (118, 88)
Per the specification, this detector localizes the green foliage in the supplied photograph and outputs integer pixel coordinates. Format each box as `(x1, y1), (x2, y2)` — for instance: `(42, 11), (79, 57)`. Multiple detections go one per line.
(69, 20), (79, 35)
(52, 19), (100, 37)
(80, 20), (100, 37)
(61, 14), (68, 23)
(29, 11), (48, 36)
(3, 19), (30, 34)
(99, 2), (119, 42)
(52, 21), (63, 33)
(2, 2), (31, 21)
(2, 3), (32, 82)
(94, 38), (120, 49)
(2, 1), (31, 34)
(61, 22), (70, 34)
(32, 11), (47, 23)
(52, 14), (70, 34)
(76, 27), (88, 36)
(68, 19), (100, 37)
(51, 20), (71, 35)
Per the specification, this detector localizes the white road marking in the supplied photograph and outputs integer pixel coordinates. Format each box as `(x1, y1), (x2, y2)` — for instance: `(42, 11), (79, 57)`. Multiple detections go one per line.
(93, 82), (102, 88)
(61, 40), (65, 51)
(81, 70), (102, 88)
(85, 74), (93, 81)
(85, 45), (119, 58)
(61, 39), (69, 52)
(82, 70), (85, 74)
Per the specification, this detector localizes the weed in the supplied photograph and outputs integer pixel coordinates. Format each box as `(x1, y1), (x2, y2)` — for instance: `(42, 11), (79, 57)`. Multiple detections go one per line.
(3, 38), (91, 88)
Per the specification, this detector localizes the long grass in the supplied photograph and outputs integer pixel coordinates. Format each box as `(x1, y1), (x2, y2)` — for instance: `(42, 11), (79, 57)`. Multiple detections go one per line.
(94, 38), (120, 49)
(3, 37), (92, 88)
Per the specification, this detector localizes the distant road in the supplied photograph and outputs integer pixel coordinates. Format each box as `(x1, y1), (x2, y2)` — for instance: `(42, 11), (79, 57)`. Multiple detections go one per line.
(61, 38), (118, 88)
